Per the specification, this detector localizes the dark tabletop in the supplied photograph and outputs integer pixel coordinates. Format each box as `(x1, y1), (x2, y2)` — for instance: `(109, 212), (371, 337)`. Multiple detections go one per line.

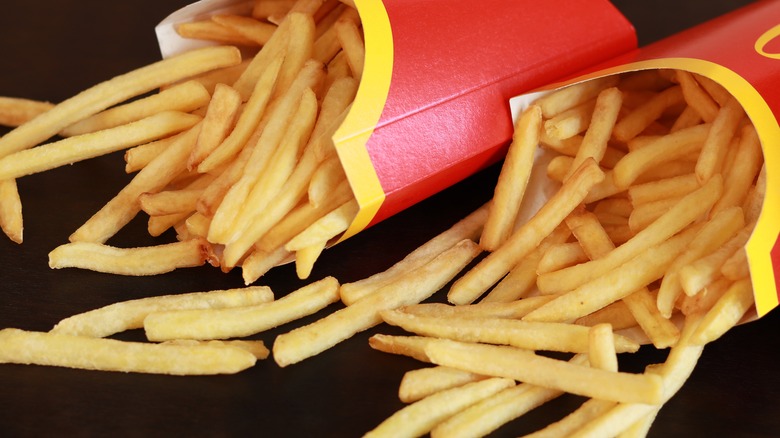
(1, 1), (777, 437)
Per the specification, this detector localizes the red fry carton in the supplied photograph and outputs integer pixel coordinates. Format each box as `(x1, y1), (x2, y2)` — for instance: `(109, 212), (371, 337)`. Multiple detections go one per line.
(156, 0), (636, 237)
(511, 0), (780, 316)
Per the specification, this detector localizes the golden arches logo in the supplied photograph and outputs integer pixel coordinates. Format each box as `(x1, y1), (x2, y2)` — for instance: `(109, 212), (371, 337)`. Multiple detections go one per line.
(756, 24), (780, 59)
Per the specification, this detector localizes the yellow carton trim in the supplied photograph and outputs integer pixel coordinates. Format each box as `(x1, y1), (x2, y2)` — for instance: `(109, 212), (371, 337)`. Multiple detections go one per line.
(333, 0), (393, 241)
(578, 58), (779, 315)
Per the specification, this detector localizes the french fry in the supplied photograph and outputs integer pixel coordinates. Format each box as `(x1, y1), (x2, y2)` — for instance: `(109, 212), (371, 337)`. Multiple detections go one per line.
(368, 334), (437, 364)
(400, 295), (558, 321)
(0, 180), (23, 244)
(430, 354), (590, 438)
(537, 174), (722, 295)
(543, 99), (597, 140)
(656, 205), (745, 317)
(0, 328), (256, 375)
(423, 339), (664, 404)
(339, 202), (489, 305)
(694, 96), (745, 184)
(196, 56), (284, 173)
(525, 224), (700, 323)
(48, 238), (209, 276)
(690, 278), (754, 345)
(449, 158), (604, 305)
(69, 123), (202, 244)
(398, 366), (488, 403)
(677, 224), (753, 297)
(144, 276), (339, 341)
(61, 80), (211, 137)
(285, 199), (358, 251)
(710, 124), (763, 215)
(535, 76), (619, 118)
(381, 309), (640, 353)
(176, 19), (259, 46)
(211, 14), (278, 46)
(565, 87), (622, 180)
(0, 96), (54, 128)
(51, 286), (274, 338)
(588, 323), (618, 372)
(611, 123), (710, 189)
(334, 15), (364, 79)
(525, 399), (618, 438)
(162, 339), (270, 360)
(676, 70), (719, 122)
(188, 83), (243, 170)
(481, 225), (570, 302)
(0, 111), (201, 180)
(272, 239), (481, 366)
(364, 378), (515, 438)
(0, 46), (240, 159)
(480, 105), (542, 251)
(611, 85), (683, 142)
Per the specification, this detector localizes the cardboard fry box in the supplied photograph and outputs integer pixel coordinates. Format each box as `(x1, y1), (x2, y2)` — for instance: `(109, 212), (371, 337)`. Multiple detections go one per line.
(510, 0), (780, 316)
(155, 0), (636, 233)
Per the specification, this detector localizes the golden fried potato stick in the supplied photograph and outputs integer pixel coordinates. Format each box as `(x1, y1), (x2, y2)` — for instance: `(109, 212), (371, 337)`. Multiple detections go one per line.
(211, 14), (278, 46)
(690, 278), (754, 345)
(588, 323), (618, 372)
(534, 76), (619, 119)
(176, 20), (259, 46)
(0, 46), (240, 159)
(196, 56), (284, 173)
(69, 123), (201, 244)
(188, 83), (242, 170)
(694, 96), (745, 184)
(424, 339), (663, 404)
(399, 295), (558, 320)
(0, 111), (201, 180)
(399, 366), (488, 403)
(208, 60), (324, 245)
(611, 85), (684, 142)
(61, 80), (211, 137)
(524, 224), (700, 323)
(285, 199), (358, 251)
(627, 172), (700, 206)
(677, 224), (754, 297)
(273, 239), (481, 367)
(339, 202), (489, 305)
(611, 123), (710, 189)
(334, 14), (364, 79)
(480, 105), (542, 251)
(124, 136), (176, 173)
(571, 314), (705, 438)
(543, 99), (597, 140)
(163, 339), (270, 360)
(380, 309), (639, 354)
(676, 70), (719, 122)
(51, 285), (274, 338)
(711, 124), (763, 216)
(0, 328), (256, 375)
(0, 180), (22, 243)
(48, 238), (209, 276)
(0, 96), (54, 127)
(656, 206), (745, 317)
(481, 225), (570, 302)
(537, 174), (723, 295)
(368, 334), (437, 363)
(525, 399), (617, 438)
(220, 86), (321, 248)
(565, 87), (622, 180)
(364, 378), (515, 438)
(431, 355), (589, 438)
(449, 158), (604, 305)
(144, 276), (339, 341)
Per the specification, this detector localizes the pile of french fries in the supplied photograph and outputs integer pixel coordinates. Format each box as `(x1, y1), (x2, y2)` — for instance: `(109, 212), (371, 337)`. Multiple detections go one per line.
(0, 0), (362, 284)
(0, 0), (768, 436)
